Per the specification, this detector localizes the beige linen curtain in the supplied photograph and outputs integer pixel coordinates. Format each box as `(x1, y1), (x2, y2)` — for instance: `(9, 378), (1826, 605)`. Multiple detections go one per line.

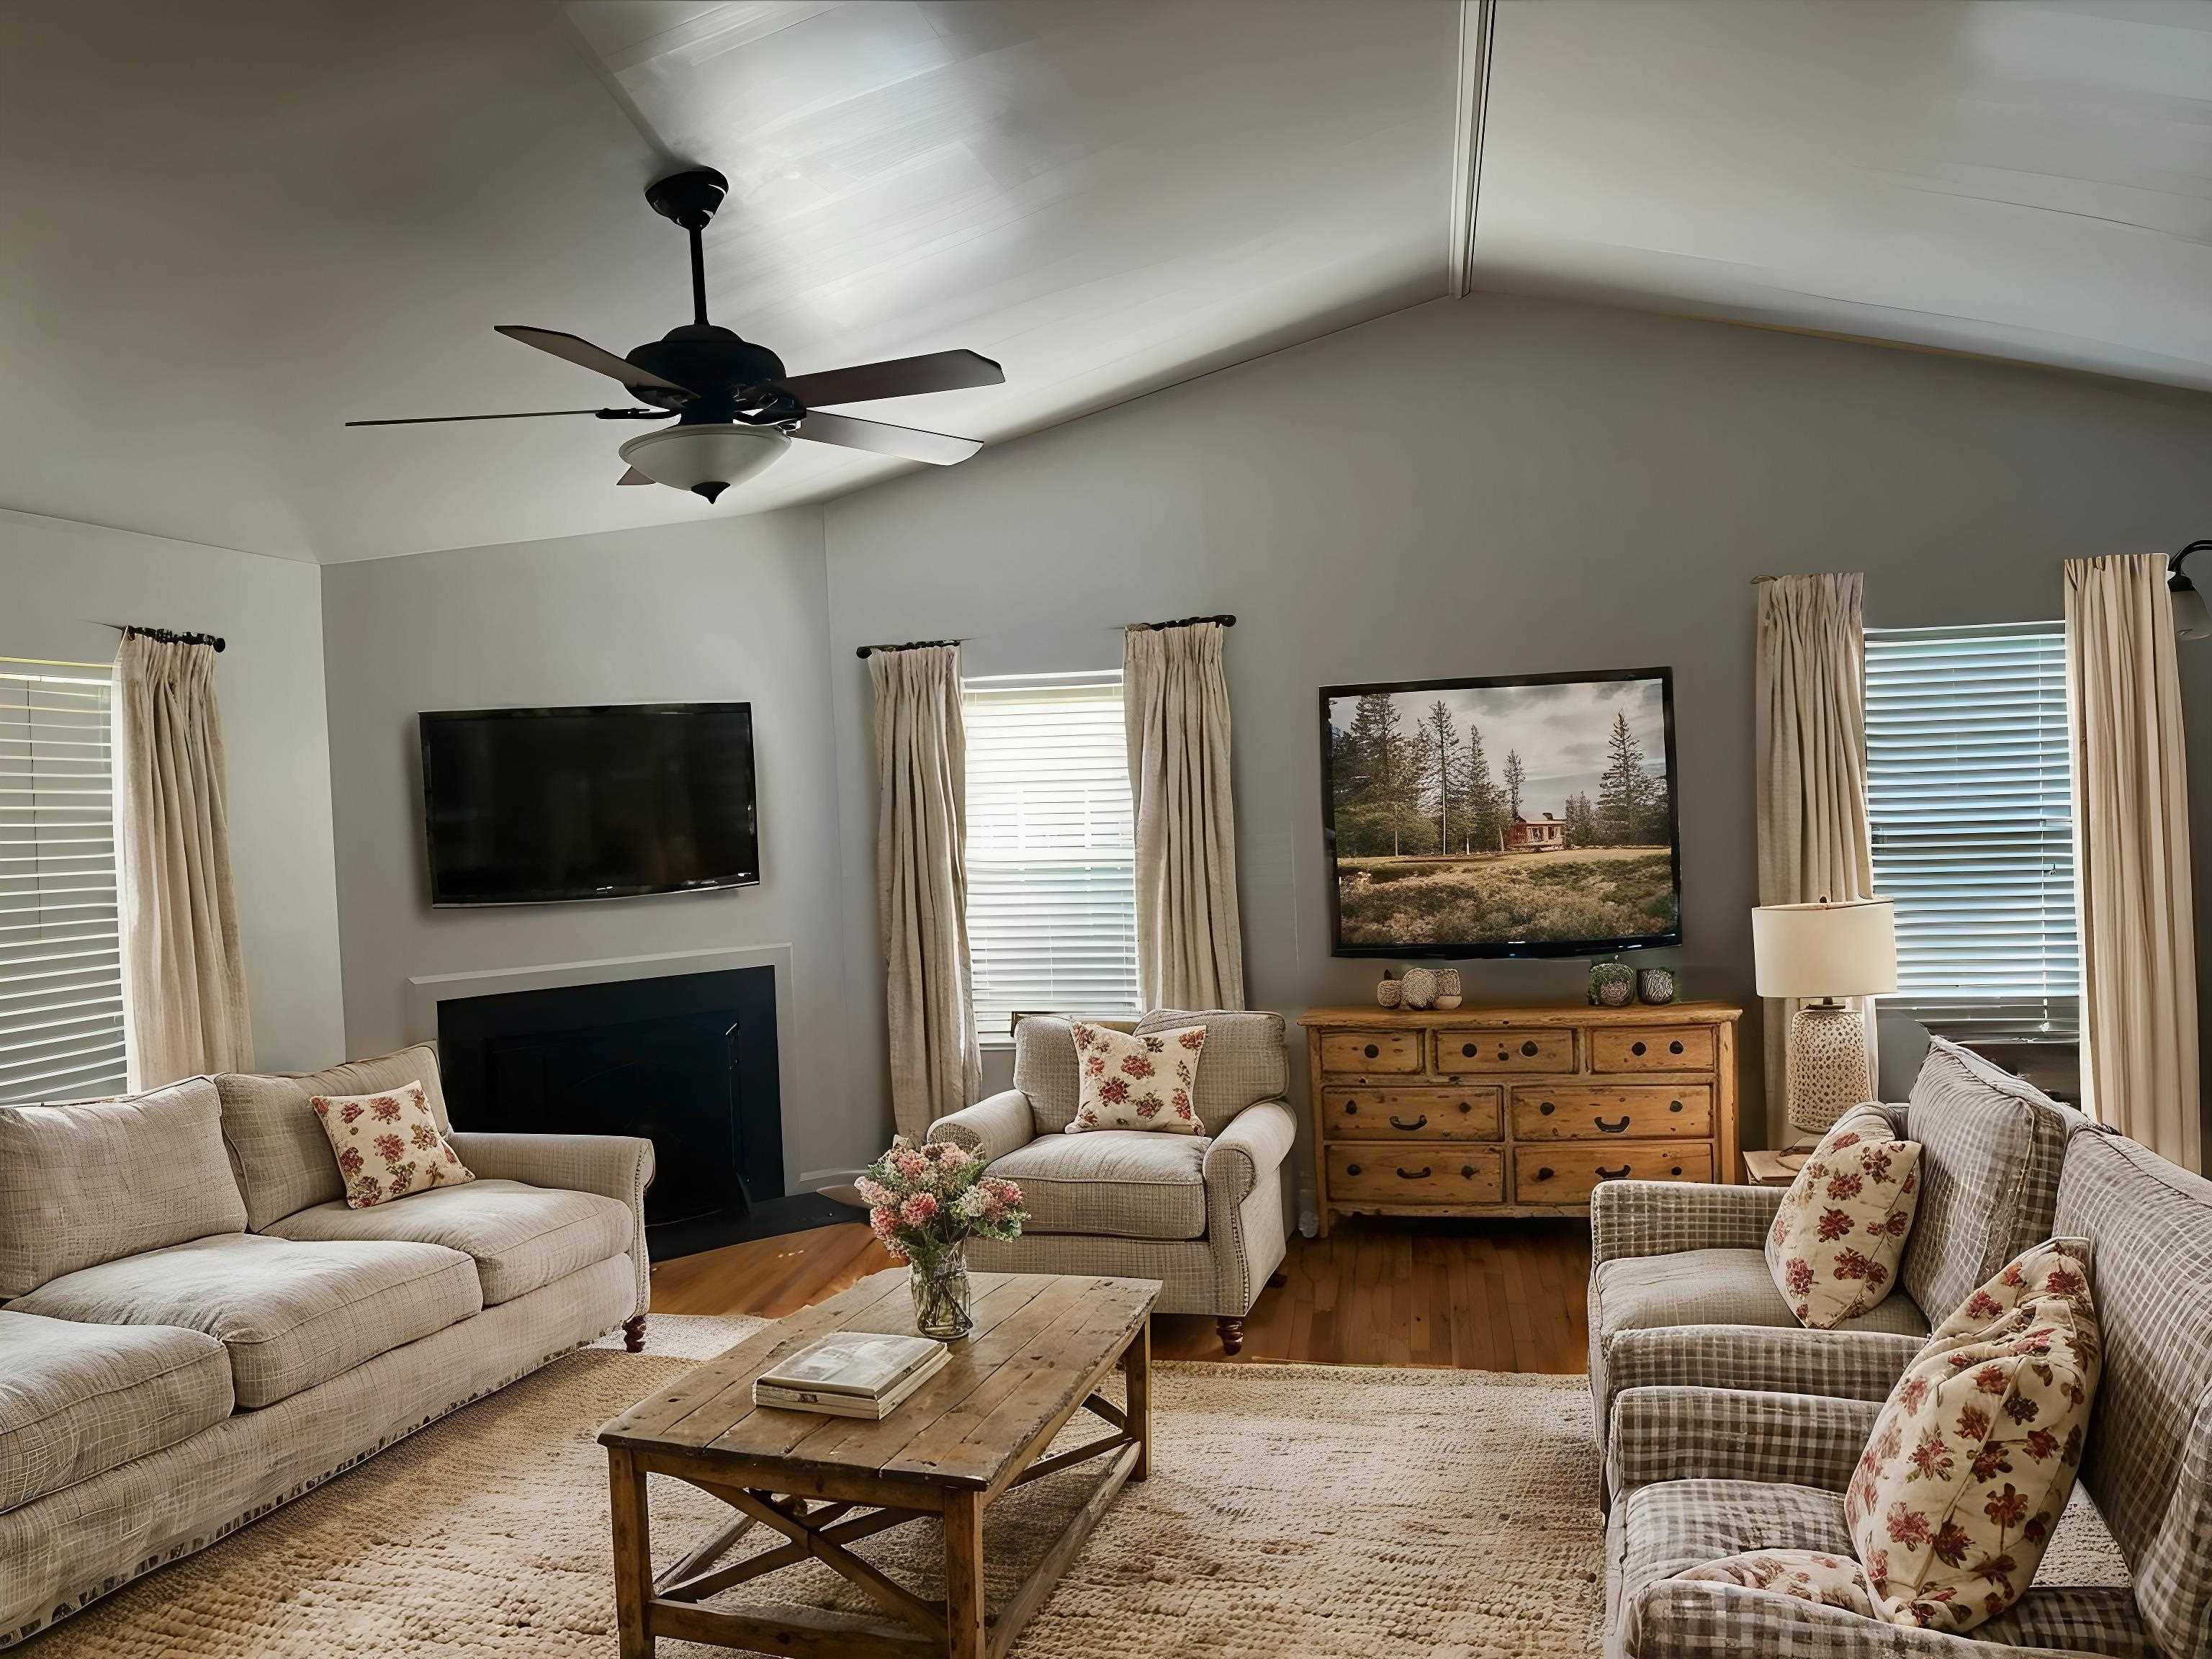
(870, 644), (979, 1140)
(1755, 573), (1875, 1143)
(1123, 621), (1245, 1010)
(112, 633), (253, 1089)
(2065, 554), (2200, 1171)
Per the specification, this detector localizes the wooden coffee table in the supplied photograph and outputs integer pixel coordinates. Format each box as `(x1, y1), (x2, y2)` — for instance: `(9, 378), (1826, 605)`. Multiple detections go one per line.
(598, 1268), (1159, 1659)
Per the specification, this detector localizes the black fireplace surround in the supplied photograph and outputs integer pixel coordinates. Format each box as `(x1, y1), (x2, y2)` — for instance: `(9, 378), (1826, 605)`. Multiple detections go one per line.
(436, 966), (817, 1259)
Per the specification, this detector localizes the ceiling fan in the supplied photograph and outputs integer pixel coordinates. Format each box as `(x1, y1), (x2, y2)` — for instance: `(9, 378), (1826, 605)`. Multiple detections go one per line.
(347, 167), (1004, 500)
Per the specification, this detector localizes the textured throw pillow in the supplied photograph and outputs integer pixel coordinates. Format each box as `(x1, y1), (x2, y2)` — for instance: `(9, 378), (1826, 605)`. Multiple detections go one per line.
(310, 1081), (475, 1208)
(1676, 1550), (1876, 1616)
(1765, 1107), (1923, 1328)
(1067, 1020), (1206, 1133)
(1845, 1238), (2101, 1634)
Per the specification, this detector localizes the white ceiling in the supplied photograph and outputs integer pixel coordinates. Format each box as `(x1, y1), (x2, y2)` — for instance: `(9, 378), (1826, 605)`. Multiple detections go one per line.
(0, 1), (2205, 564)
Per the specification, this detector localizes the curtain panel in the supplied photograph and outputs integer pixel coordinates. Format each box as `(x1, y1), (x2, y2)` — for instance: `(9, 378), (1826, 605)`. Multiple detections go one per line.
(1123, 621), (1245, 1010)
(1754, 572), (1876, 1144)
(869, 643), (980, 1140)
(111, 633), (253, 1089)
(2065, 554), (2200, 1172)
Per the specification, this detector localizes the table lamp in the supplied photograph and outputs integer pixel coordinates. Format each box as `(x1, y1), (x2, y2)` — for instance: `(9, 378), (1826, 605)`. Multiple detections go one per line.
(1751, 897), (1897, 1138)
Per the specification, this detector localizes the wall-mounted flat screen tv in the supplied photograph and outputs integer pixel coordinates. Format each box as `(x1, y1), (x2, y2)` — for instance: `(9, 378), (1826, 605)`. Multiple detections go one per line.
(1319, 668), (1681, 958)
(421, 702), (758, 906)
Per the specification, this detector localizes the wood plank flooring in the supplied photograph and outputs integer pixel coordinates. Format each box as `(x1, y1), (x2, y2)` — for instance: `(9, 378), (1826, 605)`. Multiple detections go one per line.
(649, 1215), (1591, 1373)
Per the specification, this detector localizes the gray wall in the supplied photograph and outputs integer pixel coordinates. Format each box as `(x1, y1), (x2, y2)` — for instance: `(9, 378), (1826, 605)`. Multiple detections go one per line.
(822, 292), (2212, 1178)
(317, 508), (863, 1188)
(0, 507), (346, 1070)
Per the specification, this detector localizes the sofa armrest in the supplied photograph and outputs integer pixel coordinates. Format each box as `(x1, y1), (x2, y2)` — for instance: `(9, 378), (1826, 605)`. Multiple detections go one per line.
(1606, 1385), (1878, 1496)
(1604, 1324), (1924, 1405)
(1590, 1179), (1784, 1266)
(445, 1130), (655, 1318)
(1618, 1579), (2090, 1659)
(1202, 1098), (1298, 1209)
(925, 1089), (1035, 1166)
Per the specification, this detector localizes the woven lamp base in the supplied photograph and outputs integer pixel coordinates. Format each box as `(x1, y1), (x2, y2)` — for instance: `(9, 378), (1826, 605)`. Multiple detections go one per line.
(1786, 1000), (1873, 1138)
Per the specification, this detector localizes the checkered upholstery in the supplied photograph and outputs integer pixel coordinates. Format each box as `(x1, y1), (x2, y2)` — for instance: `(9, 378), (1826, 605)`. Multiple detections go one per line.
(1590, 1177), (1784, 1265)
(1606, 1387), (1878, 1496)
(1601, 1324), (1923, 1407)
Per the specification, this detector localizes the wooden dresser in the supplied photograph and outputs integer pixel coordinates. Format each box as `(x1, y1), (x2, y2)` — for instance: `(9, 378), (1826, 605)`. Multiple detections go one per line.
(1298, 1002), (1743, 1233)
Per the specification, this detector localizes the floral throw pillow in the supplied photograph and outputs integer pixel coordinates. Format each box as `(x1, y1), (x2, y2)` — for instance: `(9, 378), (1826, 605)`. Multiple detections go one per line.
(309, 1081), (475, 1208)
(1764, 1105), (1923, 1328)
(1675, 1550), (1876, 1616)
(1845, 1238), (2101, 1634)
(1066, 1021), (1206, 1133)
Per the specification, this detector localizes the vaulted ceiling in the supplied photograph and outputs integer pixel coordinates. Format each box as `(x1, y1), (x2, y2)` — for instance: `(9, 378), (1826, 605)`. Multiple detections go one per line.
(1, 1), (2203, 563)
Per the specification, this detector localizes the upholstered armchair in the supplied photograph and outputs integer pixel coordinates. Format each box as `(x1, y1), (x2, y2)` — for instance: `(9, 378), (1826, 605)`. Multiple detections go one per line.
(925, 1008), (1294, 1353)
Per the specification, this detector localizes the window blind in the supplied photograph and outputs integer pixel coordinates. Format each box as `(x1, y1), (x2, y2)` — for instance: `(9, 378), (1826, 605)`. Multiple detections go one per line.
(963, 671), (1140, 1044)
(1863, 623), (2078, 1042)
(0, 661), (126, 1102)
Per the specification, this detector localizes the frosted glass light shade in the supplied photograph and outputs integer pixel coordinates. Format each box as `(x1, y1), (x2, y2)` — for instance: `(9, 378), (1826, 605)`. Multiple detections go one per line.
(1752, 898), (1897, 999)
(619, 423), (789, 498)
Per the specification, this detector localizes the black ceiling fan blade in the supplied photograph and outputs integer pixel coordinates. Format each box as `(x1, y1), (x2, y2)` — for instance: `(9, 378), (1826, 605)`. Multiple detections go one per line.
(794, 410), (982, 466)
(346, 408), (670, 427)
(494, 325), (697, 395)
(775, 349), (1003, 408)
(618, 467), (652, 485)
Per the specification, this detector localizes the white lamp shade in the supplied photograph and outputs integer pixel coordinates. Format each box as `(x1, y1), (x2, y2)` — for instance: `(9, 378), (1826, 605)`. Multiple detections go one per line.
(619, 423), (789, 495)
(1752, 898), (1897, 999)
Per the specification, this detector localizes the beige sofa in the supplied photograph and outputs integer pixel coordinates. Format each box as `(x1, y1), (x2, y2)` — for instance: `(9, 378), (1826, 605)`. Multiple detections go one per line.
(0, 1044), (653, 1648)
(925, 1009), (1295, 1354)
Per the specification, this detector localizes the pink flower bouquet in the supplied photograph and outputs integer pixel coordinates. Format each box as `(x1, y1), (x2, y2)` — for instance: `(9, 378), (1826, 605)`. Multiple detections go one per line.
(855, 1136), (1028, 1265)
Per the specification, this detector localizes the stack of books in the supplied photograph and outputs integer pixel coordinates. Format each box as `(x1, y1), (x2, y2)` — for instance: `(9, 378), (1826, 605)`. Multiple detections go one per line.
(752, 1333), (950, 1420)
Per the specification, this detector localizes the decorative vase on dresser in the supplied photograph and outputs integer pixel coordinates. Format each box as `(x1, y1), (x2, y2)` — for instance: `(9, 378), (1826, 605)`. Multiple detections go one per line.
(1297, 1002), (1743, 1234)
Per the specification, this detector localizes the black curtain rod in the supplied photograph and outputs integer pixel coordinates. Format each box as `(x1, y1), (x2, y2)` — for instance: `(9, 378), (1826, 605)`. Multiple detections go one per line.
(855, 637), (962, 660)
(1128, 613), (1235, 632)
(107, 623), (225, 653)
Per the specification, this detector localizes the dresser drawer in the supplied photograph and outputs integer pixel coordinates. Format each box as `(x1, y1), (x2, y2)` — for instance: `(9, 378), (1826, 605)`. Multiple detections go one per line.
(1509, 1084), (1712, 1142)
(1321, 1087), (1502, 1143)
(1318, 1030), (1425, 1074)
(1512, 1142), (1713, 1206)
(1328, 1144), (1504, 1205)
(1432, 1028), (1576, 1074)
(1588, 1026), (1716, 1073)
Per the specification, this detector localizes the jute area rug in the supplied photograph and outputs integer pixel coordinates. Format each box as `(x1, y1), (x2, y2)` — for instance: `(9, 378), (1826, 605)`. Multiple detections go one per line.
(33, 1316), (1610, 1659)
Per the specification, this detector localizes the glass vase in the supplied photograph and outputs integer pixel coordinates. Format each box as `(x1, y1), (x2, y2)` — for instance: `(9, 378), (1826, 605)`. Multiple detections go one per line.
(909, 1243), (973, 1341)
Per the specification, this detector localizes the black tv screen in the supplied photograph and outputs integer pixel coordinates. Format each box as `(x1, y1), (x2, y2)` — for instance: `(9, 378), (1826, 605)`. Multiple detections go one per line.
(420, 703), (758, 906)
(1319, 667), (1682, 958)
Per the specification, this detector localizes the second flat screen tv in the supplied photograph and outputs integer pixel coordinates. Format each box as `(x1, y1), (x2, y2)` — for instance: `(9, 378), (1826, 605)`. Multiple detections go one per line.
(1320, 667), (1682, 958)
(421, 703), (758, 906)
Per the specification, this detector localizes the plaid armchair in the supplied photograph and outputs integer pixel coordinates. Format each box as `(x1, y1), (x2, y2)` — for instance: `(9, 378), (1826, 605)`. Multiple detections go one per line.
(926, 1009), (1293, 1354)
(1601, 1126), (2212, 1659)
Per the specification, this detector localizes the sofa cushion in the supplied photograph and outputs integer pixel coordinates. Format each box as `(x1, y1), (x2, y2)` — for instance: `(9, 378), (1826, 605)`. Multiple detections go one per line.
(262, 1179), (633, 1306)
(986, 1131), (1208, 1241)
(1762, 1106), (1922, 1330)
(1134, 1009), (1288, 1135)
(0, 1078), (246, 1299)
(1012, 1017), (1084, 1135)
(1068, 1020), (1205, 1133)
(1899, 1037), (2083, 1323)
(1598, 1249), (1929, 1346)
(216, 1044), (451, 1230)
(0, 1310), (232, 1513)
(307, 1079), (475, 1208)
(9, 1233), (481, 1408)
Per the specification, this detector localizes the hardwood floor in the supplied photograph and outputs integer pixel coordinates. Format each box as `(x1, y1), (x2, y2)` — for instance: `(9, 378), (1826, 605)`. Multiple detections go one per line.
(649, 1215), (1591, 1373)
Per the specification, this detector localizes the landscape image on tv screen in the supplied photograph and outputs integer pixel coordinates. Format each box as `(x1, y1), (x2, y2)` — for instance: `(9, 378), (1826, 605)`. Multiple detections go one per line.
(1320, 668), (1681, 957)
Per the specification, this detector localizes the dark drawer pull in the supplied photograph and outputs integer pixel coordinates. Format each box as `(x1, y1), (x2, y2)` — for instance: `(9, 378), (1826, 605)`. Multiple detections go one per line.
(1520, 1039), (1539, 1056)
(1668, 1100), (1683, 1113)
(1670, 1164), (1683, 1176)
(1457, 1100), (1473, 1115)
(1597, 1164), (1631, 1179)
(1539, 1100), (1555, 1115)
(1363, 1043), (1380, 1058)
(1342, 1100), (1359, 1114)
(1461, 1042), (1477, 1058)
(1670, 1040), (1684, 1055)
(1460, 1164), (1475, 1179)
(1395, 1166), (1431, 1181)
(1346, 1162), (1363, 1176)
(1630, 1041), (1647, 1056)
(1534, 1165), (1554, 1180)
(1388, 1112), (1428, 1131)
(1595, 1114), (1631, 1133)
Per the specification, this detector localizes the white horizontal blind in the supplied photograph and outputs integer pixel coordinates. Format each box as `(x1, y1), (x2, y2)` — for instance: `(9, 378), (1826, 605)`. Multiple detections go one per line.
(0, 661), (127, 1102)
(1864, 623), (2078, 1041)
(964, 671), (1139, 1044)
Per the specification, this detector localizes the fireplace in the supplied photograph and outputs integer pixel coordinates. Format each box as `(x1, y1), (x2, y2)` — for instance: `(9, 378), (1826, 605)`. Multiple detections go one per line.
(435, 965), (801, 1259)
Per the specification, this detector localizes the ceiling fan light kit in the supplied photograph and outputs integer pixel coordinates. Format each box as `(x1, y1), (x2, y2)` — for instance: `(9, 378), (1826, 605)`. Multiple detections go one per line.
(348, 166), (1003, 500)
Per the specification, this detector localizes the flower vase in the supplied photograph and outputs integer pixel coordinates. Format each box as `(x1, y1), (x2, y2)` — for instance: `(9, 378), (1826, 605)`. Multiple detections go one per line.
(910, 1244), (974, 1341)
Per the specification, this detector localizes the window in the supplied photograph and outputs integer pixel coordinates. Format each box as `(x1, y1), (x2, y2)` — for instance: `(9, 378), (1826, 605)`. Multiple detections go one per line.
(0, 660), (126, 1102)
(963, 671), (1139, 1044)
(1863, 623), (2078, 1041)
